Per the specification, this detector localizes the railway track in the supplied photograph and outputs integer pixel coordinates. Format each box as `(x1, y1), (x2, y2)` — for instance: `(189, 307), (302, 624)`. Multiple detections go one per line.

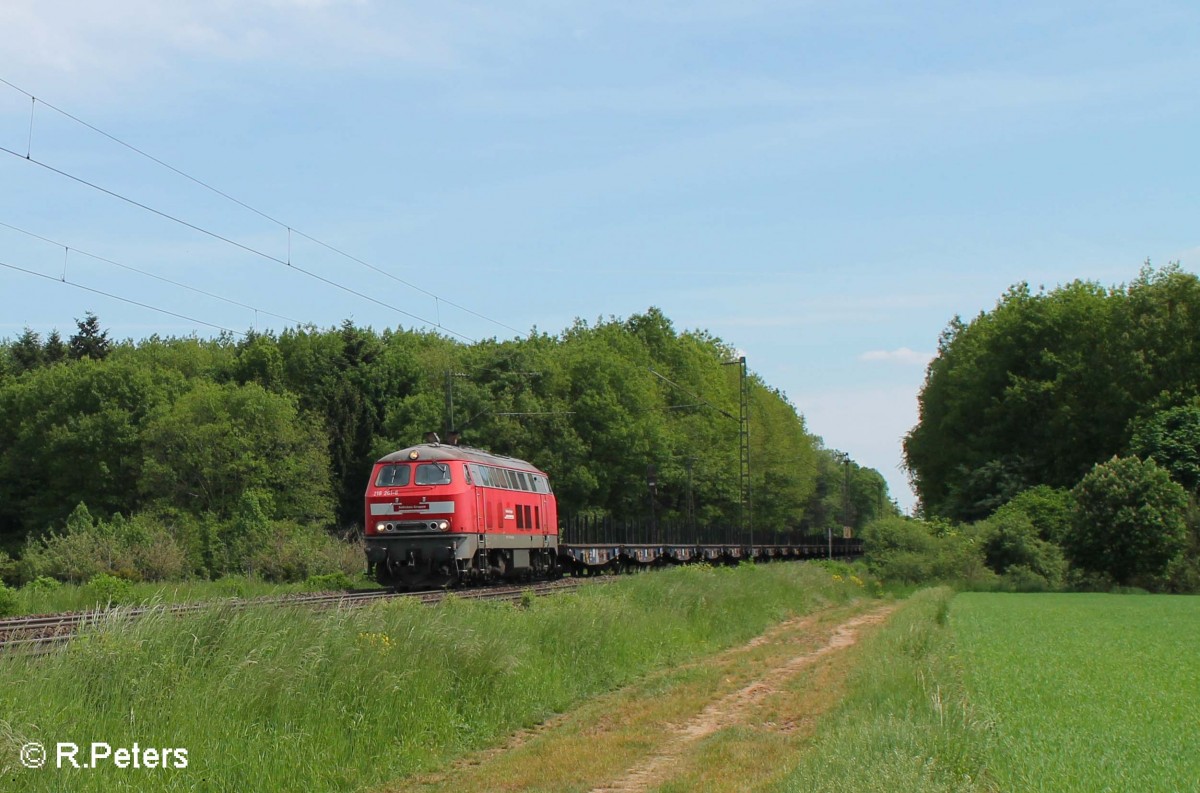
(0, 578), (594, 655)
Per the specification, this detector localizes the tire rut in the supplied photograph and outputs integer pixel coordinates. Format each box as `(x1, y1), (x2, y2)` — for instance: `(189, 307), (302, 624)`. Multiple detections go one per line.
(588, 604), (898, 793)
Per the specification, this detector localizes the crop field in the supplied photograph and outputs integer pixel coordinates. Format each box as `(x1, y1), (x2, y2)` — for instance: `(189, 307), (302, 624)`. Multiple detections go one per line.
(952, 593), (1200, 792)
(775, 591), (1200, 792)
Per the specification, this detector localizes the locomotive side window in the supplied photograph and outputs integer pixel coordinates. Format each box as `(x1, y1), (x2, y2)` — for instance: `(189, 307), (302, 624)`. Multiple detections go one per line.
(375, 464), (410, 487)
(415, 463), (452, 485)
(465, 464), (551, 492)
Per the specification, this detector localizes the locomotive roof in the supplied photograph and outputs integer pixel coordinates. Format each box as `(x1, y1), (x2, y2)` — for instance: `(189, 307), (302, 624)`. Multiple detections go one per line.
(376, 443), (546, 473)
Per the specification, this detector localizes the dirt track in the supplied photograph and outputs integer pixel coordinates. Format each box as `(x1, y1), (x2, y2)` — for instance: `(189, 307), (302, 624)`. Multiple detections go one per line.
(590, 606), (896, 793)
(391, 600), (896, 793)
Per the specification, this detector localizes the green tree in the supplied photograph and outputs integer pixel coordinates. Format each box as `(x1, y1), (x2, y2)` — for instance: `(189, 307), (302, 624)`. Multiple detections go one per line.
(68, 312), (111, 361)
(139, 381), (334, 526)
(0, 357), (185, 542)
(907, 265), (1200, 520)
(11, 328), (44, 373)
(989, 484), (1074, 544)
(1067, 456), (1188, 586)
(976, 510), (1066, 587)
(43, 329), (67, 364)
(1129, 405), (1200, 493)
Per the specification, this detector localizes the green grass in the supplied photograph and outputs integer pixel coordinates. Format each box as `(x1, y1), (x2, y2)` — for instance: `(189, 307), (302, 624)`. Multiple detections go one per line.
(775, 590), (1200, 793)
(0, 563), (867, 792)
(4, 573), (373, 616)
(953, 592), (1200, 792)
(773, 587), (992, 792)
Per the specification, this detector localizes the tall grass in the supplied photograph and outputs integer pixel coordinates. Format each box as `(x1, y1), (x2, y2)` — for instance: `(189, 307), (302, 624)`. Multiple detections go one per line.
(3, 574), (369, 616)
(774, 587), (994, 792)
(0, 563), (865, 792)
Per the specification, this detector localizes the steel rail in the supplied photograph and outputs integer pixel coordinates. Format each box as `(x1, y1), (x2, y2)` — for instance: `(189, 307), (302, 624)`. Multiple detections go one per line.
(0, 578), (593, 655)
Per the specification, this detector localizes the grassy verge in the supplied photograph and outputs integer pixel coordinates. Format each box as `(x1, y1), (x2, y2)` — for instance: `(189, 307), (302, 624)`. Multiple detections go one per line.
(2, 573), (373, 616)
(0, 562), (868, 792)
(773, 587), (993, 792)
(398, 600), (880, 793)
(953, 592), (1200, 791)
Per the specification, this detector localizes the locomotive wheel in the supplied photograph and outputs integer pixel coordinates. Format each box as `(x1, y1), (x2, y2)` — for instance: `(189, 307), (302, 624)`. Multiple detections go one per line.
(374, 561), (399, 590)
(488, 551), (509, 580)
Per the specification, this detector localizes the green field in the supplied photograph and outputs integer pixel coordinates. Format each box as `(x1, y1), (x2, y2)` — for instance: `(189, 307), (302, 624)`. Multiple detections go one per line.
(954, 593), (1200, 792)
(776, 591), (1200, 792)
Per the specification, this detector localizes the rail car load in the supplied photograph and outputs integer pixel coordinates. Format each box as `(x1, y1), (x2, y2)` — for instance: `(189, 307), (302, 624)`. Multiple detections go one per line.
(363, 439), (559, 589)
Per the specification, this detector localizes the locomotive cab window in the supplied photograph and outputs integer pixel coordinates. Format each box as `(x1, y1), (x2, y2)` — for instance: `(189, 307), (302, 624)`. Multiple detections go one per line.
(415, 463), (452, 485)
(375, 464), (410, 487)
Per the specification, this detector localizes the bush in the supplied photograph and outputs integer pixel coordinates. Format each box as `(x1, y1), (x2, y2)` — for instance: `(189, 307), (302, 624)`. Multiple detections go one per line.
(976, 511), (1066, 588)
(1068, 456), (1188, 586)
(861, 516), (993, 587)
(0, 581), (17, 616)
(83, 573), (134, 606)
(991, 485), (1074, 544)
(861, 516), (938, 582)
(0, 549), (18, 586)
(24, 575), (62, 592)
(250, 530), (363, 583)
(996, 564), (1055, 592)
(20, 504), (192, 584)
(304, 571), (353, 592)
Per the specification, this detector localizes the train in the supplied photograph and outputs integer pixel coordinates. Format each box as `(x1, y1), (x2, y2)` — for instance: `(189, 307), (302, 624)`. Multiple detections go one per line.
(363, 438), (863, 589)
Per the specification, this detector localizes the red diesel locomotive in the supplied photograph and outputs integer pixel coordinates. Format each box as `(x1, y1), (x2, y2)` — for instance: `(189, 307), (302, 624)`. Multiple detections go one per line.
(363, 440), (559, 588)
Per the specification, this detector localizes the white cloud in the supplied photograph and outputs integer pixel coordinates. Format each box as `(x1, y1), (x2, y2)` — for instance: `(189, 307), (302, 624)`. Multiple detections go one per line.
(858, 347), (933, 366)
(0, 0), (459, 98)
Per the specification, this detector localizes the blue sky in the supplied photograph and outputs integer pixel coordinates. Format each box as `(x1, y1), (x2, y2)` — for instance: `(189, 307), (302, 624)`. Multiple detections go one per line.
(1, 1), (1198, 510)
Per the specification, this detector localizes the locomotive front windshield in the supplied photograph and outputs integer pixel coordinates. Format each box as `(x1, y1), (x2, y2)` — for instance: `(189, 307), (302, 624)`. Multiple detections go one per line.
(415, 463), (452, 485)
(375, 464), (410, 487)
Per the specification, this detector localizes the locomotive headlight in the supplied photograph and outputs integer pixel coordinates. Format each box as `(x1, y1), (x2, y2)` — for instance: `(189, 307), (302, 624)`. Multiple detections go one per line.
(375, 522), (386, 533)
(436, 520), (449, 531)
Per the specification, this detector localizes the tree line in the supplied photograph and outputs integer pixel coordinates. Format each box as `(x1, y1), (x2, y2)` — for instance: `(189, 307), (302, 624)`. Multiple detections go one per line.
(898, 264), (1200, 591)
(0, 307), (894, 583)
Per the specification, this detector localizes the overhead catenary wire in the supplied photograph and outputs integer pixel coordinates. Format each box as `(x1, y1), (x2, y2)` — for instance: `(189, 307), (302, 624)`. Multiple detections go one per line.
(0, 76), (525, 337)
(0, 142), (476, 343)
(647, 368), (738, 421)
(0, 220), (304, 326)
(0, 259), (245, 336)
